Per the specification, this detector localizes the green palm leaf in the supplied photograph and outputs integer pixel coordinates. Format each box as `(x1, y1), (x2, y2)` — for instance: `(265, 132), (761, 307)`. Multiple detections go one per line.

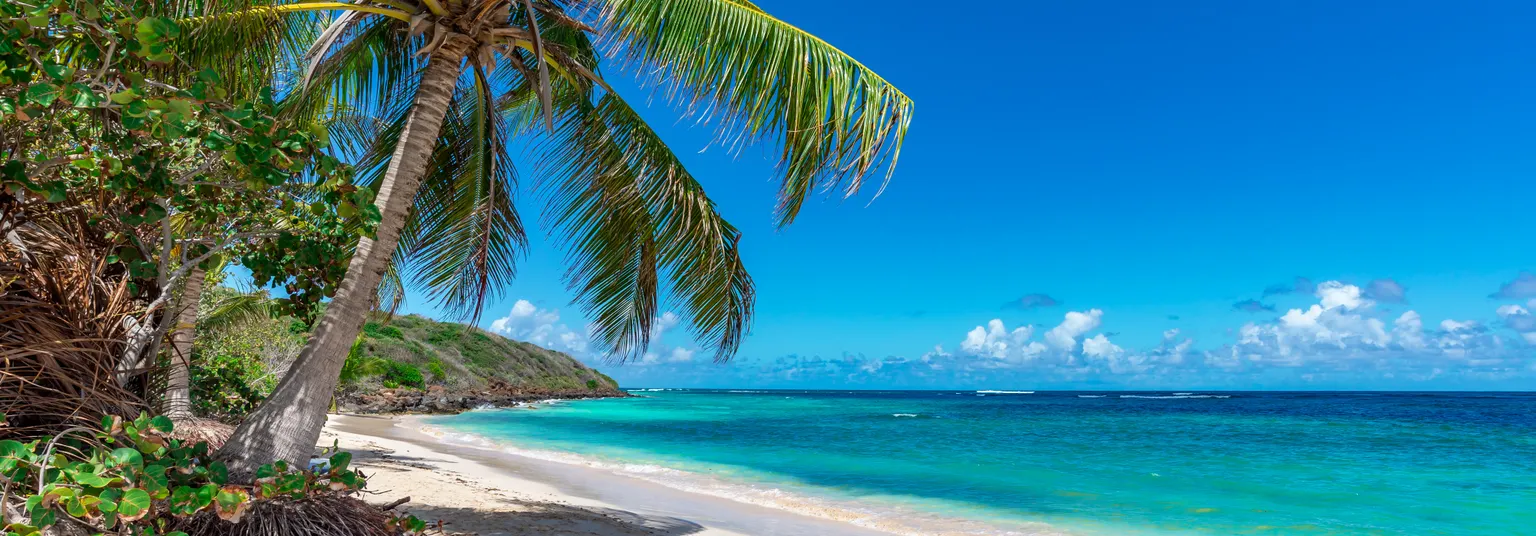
(346, 67), (529, 324)
(200, 288), (276, 333)
(598, 0), (914, 226)
(166, 1), (325, 99)
(539, 89), (753, 362)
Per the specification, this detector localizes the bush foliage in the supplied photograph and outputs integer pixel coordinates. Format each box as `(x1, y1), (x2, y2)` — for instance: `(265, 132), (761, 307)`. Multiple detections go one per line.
(0, 413), (426, 536)
(381, 362), (424, 390)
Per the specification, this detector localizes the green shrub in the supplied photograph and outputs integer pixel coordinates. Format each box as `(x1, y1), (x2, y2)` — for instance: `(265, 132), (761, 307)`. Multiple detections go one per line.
(362, 322), (405, 340)
(189, 351), (274, 420)
(0, 413), (426, 535)
(586, 379), (599, 389)
(425, 325), (459, 344)
(382, 361), (424, 389)
(427, 357), (447, 383)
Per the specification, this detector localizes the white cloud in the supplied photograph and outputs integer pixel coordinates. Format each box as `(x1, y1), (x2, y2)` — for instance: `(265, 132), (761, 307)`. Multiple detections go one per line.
(630, 312), (695, 366)
(489, 299), (587, 354)
(651, 312), (681, 340)
(961, 319), (1038, 360)
(1082, 334), (1123, 358)
(1496, 304), (1536, 335)
(1250, 282), (1389, 357)
(1393, 311), (1426, 350)
(1440, 319), (1478, 332)
(1045, 309), (1103, 351)
(1317, 281), (1370, 310)
(668, 347), (696, 363)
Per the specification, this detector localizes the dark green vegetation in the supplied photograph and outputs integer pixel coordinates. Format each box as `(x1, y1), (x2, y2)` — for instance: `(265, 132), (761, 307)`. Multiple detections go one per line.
(350, 314), (620, 393)
(0, 413), (424, 536)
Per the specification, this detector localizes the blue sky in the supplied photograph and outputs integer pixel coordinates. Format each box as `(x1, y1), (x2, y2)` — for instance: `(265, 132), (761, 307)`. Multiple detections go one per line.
(386, 0), (1536, 390)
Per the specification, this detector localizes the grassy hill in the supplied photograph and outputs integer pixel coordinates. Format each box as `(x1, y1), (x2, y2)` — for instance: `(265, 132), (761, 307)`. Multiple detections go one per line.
(351, 314), (620, 394)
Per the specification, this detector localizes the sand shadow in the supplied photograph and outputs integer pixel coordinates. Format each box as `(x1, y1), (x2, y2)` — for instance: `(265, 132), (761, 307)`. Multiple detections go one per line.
(391, 503), (707, 536)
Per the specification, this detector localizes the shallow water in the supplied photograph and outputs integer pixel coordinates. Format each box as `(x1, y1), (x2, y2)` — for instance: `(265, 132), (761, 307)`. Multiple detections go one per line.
(424, 390), (1536, 535)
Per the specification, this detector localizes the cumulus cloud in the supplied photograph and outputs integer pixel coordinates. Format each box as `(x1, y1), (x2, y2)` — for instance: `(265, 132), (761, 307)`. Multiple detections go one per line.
(1496, 303), (1536, 339)
(1363, 279), (1407, 303)
(1233, 300), (1275, 313)
(1262, 277), (1316, 297)
(1439, 319), (1479, 333)
(650, 311), (681, 340)
(1082, 334), (1122, 357)
(489, 300), (588, 354)
(960, 320), (1045, 362)
(629, 312), (701, 366)
(1316, 281), (1369, 310)
(1393, 311), (1426, 350)
(955, 309), (1107, 363)
(1490, 272), (1536, 299)
(1235, 282), (1391, 363)
(1045, 309), (1103, 351)
(1004, 293), (1061, 309)
(640, 347), (697, 365)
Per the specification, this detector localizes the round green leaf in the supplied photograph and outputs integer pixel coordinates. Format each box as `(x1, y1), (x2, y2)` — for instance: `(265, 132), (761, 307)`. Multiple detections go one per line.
(109, 447), (143, 470)
(116, 488), (150, 521)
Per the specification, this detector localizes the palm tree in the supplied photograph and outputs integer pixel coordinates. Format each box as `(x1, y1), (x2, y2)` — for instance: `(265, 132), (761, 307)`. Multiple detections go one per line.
(163, 267), (206, 423)
(187, 0), (912, 473)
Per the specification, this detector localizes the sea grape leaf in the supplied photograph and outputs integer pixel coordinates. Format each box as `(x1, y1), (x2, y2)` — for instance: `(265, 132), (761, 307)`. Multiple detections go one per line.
(116, 488), (150, 521)
(109, 448), (143, 470)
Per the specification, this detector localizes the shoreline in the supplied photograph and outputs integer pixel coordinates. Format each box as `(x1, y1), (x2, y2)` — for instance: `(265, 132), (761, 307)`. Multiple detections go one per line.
(324, 413), (897, 536)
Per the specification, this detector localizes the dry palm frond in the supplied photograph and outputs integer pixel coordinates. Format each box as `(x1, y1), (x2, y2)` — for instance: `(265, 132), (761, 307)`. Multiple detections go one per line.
(167, 495), (394, 536)
(0, 203), (152, 439)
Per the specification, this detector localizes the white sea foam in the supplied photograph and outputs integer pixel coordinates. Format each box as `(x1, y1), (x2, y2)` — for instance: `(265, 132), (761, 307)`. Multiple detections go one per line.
(1077, 395), (1107, 398)
(892, 413), (919, 417)
(976, 390), (1034, 394)
(1119, 395), (1231, 399)
(414, 422), (1069, 536)
(1172, 392), (1195, 396)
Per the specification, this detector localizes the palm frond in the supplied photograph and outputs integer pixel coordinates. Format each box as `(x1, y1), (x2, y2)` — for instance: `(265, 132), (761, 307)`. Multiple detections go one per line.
(287, 9), (423, 120)
(598, 0), (913, 226)
(351, 68), (528, 324)
(375, 260), (407, 317)
(199, 288), (276, 333)
(166, 0), (327, 100)
(538, 90), (753, 362)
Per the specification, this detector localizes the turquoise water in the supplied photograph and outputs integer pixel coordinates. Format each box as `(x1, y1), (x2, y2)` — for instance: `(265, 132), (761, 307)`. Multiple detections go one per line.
(423, 390), (1536, 535)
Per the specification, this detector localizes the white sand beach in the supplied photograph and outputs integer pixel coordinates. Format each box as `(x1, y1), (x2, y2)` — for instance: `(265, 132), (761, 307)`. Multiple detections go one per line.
(322, 414), (896, 536)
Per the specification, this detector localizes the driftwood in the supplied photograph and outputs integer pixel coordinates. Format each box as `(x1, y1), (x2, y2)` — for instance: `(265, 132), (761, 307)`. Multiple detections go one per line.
(380, 496), (411, 511)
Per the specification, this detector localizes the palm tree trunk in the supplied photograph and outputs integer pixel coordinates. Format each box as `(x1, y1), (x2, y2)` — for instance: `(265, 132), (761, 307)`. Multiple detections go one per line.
(163, 266), (204, 423)
(216, 40), (472, 475)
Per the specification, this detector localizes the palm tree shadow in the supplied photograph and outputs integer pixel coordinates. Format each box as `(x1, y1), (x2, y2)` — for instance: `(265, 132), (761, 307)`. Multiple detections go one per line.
(396, 503), (707, 536)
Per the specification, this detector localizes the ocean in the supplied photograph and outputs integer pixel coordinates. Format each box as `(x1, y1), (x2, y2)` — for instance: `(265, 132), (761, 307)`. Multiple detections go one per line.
(420, 390), (1536, 535)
